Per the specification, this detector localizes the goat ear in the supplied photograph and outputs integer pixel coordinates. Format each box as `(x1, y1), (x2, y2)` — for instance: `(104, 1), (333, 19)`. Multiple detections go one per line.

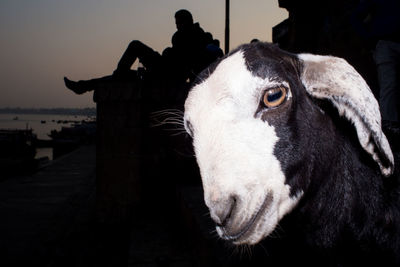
(298, 53), (394, 177)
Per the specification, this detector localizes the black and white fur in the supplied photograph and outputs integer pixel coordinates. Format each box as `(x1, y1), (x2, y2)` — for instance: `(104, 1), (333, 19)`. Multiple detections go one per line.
(184, 42), (399, 265)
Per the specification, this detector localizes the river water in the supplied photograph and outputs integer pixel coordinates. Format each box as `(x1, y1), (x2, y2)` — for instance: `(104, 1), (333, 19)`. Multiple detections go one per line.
(0, 113), (95, 160)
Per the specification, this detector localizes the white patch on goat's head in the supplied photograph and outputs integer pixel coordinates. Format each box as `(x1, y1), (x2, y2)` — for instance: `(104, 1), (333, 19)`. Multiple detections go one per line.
(184, 50), (301, 245)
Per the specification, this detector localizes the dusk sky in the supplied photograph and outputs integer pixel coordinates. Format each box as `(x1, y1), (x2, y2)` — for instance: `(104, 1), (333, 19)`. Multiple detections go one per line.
(0, 0), (287, 108)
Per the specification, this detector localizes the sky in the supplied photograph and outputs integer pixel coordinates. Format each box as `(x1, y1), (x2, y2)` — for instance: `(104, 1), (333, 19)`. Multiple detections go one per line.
(0, 0), (288, 108)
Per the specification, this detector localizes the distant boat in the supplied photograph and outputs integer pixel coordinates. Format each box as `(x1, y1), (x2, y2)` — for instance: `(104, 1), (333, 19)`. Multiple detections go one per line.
(41, 120), (46, 124)
(13, 116), (19, 120)
(49, 121), (96, 159)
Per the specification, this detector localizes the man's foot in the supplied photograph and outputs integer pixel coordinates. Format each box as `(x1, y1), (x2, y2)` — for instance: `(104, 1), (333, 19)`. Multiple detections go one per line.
(63, 77), (88, 95)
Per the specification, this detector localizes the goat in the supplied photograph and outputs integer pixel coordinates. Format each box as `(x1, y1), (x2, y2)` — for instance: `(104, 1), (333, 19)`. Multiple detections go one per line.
(183, 42), (399, 266)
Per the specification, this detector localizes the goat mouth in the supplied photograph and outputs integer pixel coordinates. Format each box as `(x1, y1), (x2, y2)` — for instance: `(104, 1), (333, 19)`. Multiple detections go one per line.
(219, 193), (273, 243)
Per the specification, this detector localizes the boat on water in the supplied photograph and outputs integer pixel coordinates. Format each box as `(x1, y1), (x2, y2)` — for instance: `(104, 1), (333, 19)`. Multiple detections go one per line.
(48, 120), (96, 159)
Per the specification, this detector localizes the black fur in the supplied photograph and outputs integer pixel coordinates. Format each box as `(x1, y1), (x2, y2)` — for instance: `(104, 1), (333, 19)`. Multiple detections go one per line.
(236, 42), (400, 266)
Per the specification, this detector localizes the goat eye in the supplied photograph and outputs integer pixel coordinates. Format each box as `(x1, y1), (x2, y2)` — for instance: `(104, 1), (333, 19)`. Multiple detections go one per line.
(263, 86), (287, 108)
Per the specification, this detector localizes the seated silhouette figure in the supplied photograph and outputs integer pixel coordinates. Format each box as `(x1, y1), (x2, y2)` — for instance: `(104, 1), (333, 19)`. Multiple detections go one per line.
(64, 9), (222, 94)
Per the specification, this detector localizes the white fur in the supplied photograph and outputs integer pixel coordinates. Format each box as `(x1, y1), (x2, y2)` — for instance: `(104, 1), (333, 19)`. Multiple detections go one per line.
(184, 51), (301, 245)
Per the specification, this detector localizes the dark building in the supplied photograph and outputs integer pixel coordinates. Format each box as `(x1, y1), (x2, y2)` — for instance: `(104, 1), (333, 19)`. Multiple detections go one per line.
(273, 0), (379, 96)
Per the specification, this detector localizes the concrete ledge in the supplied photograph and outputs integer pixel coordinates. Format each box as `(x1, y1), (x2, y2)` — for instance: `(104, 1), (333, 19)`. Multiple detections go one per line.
(0, 145), (96, 267)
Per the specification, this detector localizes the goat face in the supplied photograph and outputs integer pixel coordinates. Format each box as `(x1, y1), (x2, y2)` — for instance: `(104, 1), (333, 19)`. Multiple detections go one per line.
(183, 42), (393, 245)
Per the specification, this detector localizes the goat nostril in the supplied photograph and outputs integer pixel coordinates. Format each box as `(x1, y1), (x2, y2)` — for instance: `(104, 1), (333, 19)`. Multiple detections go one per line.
(215, 195), (237, 227)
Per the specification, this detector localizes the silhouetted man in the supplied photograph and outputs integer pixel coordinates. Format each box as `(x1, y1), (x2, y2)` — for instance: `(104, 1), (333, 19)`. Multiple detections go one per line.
(64, 9), (218, 94)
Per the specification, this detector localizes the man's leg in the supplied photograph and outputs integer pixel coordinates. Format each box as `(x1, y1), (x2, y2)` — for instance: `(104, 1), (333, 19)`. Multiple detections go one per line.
(64, 41), (159, 94)
(115, 40), (159, 74)
(375, 40), (400, 147)
(64, 75), (113, 94)
(376, 41), (400, 124)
